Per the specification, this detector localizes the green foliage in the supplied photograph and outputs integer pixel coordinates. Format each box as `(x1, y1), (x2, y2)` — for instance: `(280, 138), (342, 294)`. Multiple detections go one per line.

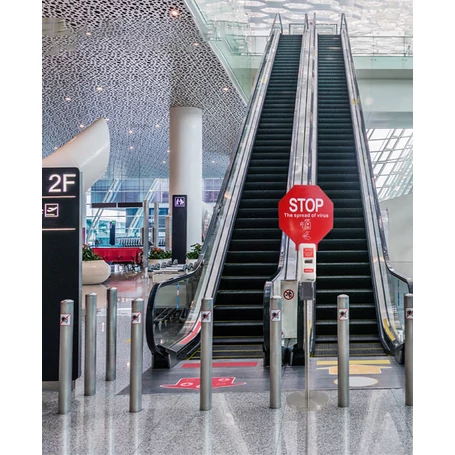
(82, 244), (102, 261)
(148, 247), (167, 259)
(186, 243), (202, 259)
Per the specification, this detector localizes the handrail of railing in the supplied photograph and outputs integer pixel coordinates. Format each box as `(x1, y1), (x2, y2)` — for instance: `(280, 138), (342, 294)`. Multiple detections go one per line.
(145, 16), (283, 361)
(340, 13), (411, 356)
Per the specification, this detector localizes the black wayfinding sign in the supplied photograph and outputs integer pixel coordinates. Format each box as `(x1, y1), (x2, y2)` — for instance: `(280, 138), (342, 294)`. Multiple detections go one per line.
(42, 167), (82, 381)
(172, 194), (187, 264)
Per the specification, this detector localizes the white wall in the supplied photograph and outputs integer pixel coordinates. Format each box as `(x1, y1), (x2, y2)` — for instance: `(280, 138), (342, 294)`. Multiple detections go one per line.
(379, 192), (413, 279)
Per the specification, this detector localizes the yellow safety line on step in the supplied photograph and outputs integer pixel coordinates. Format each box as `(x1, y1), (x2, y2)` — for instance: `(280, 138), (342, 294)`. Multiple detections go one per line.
(317, 359), (391, 366)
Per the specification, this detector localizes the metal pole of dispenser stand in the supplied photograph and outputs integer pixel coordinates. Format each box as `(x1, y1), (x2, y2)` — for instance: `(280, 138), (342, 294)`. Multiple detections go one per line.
(286, 282), (328, 410)
(405, 293), (413, 406)
(106, 287), (117, 381)
(85, 293), (97, 396)
(130, 298), (144, 412)
(200, 297), (213, 411)
(58, 299), (74, 414)
(270, 295), (282, 409)
(337, 294), (350, 407)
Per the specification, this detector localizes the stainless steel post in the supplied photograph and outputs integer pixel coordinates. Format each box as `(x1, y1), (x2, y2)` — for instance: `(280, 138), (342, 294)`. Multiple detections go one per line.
(106, 287), (117, 381)
(165, 215), (171, 252)
(154, 202), (159, 247)
(84, 293), (97, 396)
(270, 295), (282, 409)
(130, 298), (144, 413)
(337, 294), (350, 407)
(143, 199), (149, 275)
(405, 293), (413, 406)
(58, 299), (74, 414)
(200, 297), (213, 411)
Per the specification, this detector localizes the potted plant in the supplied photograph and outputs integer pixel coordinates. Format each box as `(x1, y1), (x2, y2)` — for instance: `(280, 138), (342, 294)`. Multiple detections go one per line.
(186, 243), (202, 265)
(82, 244), (111, 285)
(148, 247), (167, 268)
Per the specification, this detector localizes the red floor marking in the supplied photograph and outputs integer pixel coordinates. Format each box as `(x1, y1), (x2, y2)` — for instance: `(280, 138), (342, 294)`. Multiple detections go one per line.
(181, 361), (258, 368)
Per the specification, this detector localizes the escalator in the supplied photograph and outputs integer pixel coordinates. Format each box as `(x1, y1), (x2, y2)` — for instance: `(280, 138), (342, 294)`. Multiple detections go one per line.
(191, 35), (303, 360)
(315, 34), (384, 357)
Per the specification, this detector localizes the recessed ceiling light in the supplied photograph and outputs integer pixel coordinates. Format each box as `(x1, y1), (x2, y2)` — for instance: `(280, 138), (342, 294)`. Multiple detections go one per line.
(128, 130), (133, 134)
(193, 42), (199, 47)
(167, 149), (170, 153)
(162, 160), (166, 164)
(53, 146), (58, 150)
(222, 87), (229, 92)
(129, 146), (134, 150)
(79, 124), (85, 129)
(155, 124), (160, 128)
(65, 96), (71, 102)
(86, 32), (92, 36)
(170, 8), (179, 17)
(212, 160), (215, 163)
(96, 86), (103, 92)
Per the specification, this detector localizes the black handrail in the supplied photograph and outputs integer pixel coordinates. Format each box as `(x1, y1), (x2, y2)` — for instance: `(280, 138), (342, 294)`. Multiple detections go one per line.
(340, 13), (412, 292)
(340, 13), (411, 359)
(145, 15), (284, 364)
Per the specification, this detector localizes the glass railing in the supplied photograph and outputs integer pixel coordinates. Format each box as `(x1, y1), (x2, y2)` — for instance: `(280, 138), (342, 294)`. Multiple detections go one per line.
(185, 0), (263, 101)
(350, 35), (413, 56)
(145, 15), (283, 366)
(340, 14), (412, 363)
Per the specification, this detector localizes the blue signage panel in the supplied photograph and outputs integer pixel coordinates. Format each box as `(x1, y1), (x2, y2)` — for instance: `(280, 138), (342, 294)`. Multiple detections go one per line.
(172, 194), (187, 264)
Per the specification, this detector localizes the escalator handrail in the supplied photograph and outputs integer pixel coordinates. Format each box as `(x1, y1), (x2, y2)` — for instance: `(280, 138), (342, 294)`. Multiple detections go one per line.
(144, 256), (205, 356)
(308, 13), (318, 185)
(340, 14), (411, 351)
(264, 16), (317, 356)
(146, 19), (283, 358)
(340, 14), (412, 290)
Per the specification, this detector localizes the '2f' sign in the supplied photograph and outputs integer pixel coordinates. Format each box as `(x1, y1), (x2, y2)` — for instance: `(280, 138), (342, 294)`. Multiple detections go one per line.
(48, 173), (77, 193)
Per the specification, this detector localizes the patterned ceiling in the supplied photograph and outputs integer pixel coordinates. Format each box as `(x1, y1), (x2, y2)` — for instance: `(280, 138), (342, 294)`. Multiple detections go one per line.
(42, 0), (413, 180)
(42, 0), (246, 179)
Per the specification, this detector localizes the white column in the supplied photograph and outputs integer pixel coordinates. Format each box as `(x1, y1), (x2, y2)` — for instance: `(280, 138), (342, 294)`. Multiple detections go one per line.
(169, 106), (203, 250)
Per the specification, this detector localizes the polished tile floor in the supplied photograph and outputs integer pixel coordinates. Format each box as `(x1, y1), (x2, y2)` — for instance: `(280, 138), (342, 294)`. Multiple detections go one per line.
(42, 271), (415, 455)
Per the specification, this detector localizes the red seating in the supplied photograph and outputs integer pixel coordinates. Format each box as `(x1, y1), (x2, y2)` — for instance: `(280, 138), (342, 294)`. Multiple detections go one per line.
(92, 247), (142, 265)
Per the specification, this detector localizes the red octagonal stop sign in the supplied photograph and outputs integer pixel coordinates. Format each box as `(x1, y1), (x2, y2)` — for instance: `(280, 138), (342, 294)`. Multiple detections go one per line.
(278, 185), (333, 247)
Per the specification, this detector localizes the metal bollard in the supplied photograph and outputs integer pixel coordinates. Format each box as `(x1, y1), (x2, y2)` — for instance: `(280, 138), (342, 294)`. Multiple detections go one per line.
(130, 298), (144, 412)
(337, 294), (350, 407)
(58, 299), (74, 414)
(200, 297), (213, 411)
(270, 295), (282, 409)
(405, 293), (413, 406)
(106, 287), (118, 381)
(85, 293), (97, 396)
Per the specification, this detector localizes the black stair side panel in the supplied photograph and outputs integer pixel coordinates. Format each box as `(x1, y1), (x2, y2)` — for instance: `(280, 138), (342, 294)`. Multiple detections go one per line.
(200, 35), (302, 360)
(315, 35), (384, 357)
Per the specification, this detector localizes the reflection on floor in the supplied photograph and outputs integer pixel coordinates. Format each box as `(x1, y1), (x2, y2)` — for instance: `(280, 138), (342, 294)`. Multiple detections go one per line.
(42, 271), (413, 454)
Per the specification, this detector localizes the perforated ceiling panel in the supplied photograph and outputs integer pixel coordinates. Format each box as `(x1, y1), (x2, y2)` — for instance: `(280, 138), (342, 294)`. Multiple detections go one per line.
(42, 0), (413, 183)
(42, 0), (246, 179)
